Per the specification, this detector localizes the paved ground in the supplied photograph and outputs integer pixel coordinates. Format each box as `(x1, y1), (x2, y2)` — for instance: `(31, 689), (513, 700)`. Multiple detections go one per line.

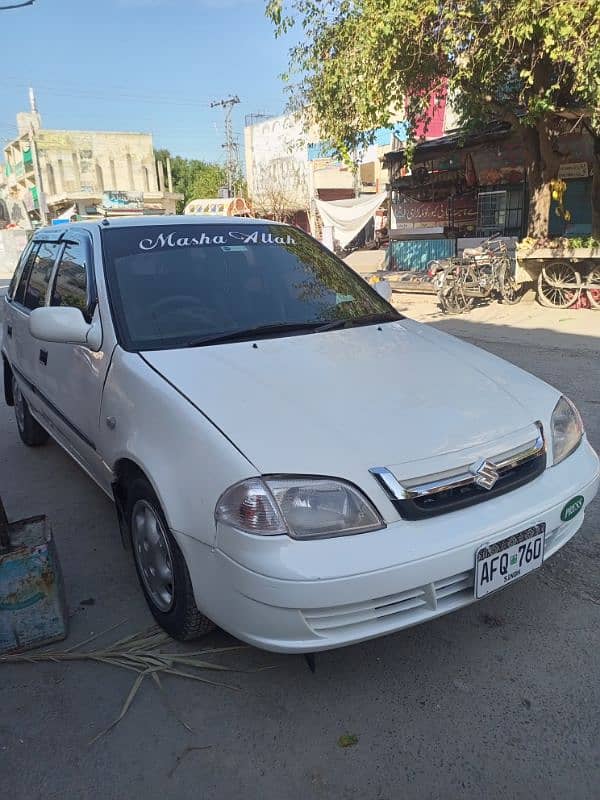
(1, 292), (599, 800)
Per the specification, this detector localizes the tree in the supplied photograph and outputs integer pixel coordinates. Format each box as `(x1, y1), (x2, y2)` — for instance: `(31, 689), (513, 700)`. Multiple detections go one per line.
(252, 169), (304, 222)
(154, 149), (229, 211)
(267, 0), (600, 238)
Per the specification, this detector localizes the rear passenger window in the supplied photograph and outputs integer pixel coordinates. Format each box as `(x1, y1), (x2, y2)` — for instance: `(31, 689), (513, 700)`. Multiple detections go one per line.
(22, 243), (60, 311)
(6, 242), (34, 302)
(51, 240), (90, 319)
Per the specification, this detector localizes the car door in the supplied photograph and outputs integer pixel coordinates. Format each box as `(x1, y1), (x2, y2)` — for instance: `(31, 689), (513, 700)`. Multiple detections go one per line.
(2, 239), (36, 368)
(33, 231), (114, 488)
(7, 240), (62, 420)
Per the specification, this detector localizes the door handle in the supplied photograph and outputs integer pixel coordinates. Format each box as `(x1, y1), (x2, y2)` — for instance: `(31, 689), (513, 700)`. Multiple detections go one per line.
(39, 349), (48, 366)
(6, 325), (12, 338)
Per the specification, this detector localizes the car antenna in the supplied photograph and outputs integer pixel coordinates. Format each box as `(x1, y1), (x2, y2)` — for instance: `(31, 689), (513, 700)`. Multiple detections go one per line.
(101, 218), (110, 226)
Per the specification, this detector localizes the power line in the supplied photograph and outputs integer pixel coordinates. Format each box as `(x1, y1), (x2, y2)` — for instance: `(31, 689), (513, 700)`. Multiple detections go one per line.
(0, 79), (284, 112)
(210, 96), (240, 197)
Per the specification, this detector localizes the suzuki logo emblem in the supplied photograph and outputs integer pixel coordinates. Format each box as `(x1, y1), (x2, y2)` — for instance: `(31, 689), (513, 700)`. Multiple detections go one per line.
(471, 459), (500, 490)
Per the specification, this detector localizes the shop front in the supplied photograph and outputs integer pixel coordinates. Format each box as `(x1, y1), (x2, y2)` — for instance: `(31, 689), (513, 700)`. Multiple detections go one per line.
(385, 123), (527, 272)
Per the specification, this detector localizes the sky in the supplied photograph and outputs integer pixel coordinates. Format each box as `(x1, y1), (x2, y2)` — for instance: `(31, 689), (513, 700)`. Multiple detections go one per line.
(0, 0), (293, 163)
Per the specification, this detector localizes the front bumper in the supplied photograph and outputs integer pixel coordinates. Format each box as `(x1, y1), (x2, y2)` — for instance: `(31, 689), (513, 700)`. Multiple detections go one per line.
(177, 439), (600, 653)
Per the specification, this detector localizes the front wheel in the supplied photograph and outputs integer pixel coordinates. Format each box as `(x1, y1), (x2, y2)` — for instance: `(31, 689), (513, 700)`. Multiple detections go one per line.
(499, 263), (523, 305)
(127, 477), (215, 641)
(12, 376), (49, 447)
(438, 279), (473, 314)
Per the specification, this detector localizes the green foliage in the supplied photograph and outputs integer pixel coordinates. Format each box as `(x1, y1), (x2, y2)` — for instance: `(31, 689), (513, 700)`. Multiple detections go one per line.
(154, 149), (229, 211)
(519, 235), (600, 249)
(266, 0), (600, 150)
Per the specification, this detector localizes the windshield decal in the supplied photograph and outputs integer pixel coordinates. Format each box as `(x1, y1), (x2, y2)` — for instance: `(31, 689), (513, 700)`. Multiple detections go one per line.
(138, 230), (297, 251)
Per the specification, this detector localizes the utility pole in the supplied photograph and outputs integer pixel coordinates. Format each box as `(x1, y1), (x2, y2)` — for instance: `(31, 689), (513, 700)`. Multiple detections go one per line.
(211, 95), (240, 198)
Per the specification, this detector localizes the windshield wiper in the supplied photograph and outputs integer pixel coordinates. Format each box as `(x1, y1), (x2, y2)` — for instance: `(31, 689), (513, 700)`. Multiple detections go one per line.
(314, 311), (402, 333)
(182, 311), (403, 347)
(183, 321), (322, 347)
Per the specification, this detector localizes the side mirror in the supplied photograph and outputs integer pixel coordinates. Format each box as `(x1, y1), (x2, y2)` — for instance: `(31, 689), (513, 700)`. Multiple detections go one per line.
(29, 306), (93, 346)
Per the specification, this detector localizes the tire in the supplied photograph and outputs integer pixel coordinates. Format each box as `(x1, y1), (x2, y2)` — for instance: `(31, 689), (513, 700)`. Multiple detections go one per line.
(499, 262), (523, 305)
(126, 477), (215, 641)
(438, 279), (473, 314)
(12, 376), (49, 447)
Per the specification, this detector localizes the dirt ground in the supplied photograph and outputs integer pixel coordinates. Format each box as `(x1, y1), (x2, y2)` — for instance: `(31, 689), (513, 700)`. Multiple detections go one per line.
(390, 289), (599, 352)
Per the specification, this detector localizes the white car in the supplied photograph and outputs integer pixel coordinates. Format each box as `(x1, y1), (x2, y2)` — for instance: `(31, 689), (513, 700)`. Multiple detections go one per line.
(2, 217), (598, 652)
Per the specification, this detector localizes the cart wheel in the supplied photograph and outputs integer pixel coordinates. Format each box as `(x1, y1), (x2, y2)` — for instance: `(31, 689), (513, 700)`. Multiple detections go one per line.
(586, 266), (600, 309)
(537, 262), (581, 308)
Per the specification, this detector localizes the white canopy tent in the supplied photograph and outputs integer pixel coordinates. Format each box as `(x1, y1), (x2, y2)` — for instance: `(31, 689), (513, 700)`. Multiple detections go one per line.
(316, 192), (387, 249)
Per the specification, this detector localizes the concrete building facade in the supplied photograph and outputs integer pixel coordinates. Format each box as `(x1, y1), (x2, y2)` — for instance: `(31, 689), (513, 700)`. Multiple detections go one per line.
(1, 93), (181, 227)
(244, 111), (404, 237)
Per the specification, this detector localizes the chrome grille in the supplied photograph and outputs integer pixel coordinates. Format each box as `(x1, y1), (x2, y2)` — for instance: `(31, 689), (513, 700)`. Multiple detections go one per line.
(303, 570), (474, 636)
(371, 423), (546, 520)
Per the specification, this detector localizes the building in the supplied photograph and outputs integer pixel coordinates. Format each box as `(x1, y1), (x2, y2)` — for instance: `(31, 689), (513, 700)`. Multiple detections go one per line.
(384, 118), (595, 271)
(244, 113), (313, 230)
(244, 111), (404, 242)
(0, 90), (182, 227)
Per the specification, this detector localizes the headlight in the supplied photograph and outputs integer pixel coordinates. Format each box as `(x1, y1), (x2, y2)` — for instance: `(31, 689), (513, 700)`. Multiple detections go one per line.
(551, 396), (584, 465)
(216, 477), (385, 539)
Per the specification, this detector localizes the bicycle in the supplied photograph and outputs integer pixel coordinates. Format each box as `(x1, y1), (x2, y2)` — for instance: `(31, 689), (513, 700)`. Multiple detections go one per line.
(434, 235), (523, 313)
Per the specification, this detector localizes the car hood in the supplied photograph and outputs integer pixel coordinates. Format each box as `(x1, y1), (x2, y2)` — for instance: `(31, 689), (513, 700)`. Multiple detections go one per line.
(141, 319), (559, 477)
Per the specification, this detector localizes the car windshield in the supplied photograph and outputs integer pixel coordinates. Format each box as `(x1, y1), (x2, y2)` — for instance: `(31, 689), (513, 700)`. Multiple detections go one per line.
(101, 223), (400, 350)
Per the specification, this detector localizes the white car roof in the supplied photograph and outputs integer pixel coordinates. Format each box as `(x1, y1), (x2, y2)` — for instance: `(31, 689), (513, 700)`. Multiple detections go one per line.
(33, 214), (277, 239)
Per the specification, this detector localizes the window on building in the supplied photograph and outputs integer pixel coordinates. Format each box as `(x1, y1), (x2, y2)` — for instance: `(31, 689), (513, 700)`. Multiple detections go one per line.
(96, 163), (104, 192)
(127, 153), (134, 190)
(51, 239), (91, 319)
(46, 163), (57, 195)
(477, 186), (523, 237)
(58, 159), (65, 191)
(22, 242), (61, 311)
(72, 153), (81, 188)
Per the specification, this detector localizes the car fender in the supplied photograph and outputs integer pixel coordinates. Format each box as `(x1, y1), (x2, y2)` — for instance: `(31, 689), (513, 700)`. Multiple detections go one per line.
(99, 347), (258, 546)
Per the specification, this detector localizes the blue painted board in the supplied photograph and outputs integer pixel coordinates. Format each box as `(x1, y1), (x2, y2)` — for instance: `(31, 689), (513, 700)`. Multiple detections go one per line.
(0, 516), (67, 654)
(388, 239), (456, 271)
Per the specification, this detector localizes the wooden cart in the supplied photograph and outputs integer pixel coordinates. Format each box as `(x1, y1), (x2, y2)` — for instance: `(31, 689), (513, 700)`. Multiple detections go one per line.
(516, 246), (600, 309)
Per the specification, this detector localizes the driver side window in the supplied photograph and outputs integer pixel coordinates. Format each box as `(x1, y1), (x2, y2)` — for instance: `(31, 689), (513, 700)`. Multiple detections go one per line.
(50, 239), (92, 321)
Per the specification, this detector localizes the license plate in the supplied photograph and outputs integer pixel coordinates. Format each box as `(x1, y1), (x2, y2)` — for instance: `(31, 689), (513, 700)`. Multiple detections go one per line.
(475, 523), (546, 599)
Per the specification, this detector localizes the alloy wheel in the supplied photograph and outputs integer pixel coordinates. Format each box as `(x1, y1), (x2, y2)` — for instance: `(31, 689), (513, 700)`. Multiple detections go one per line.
(131, 499), (175, 612)
(12, 377), (25, 432)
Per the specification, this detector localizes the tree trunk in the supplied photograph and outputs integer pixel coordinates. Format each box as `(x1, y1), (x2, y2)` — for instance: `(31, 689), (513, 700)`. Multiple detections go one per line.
(520, 120), (559, 240)
(592, 133), (600, 240)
